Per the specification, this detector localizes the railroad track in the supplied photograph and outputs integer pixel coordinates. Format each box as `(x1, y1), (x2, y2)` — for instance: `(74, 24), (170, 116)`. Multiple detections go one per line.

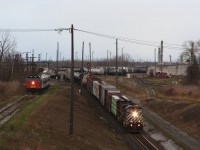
(135, 77), (166, 97)
(135, 77), (165, 87)
(0, 95), (29, 123)
(129, 133), (160, 150)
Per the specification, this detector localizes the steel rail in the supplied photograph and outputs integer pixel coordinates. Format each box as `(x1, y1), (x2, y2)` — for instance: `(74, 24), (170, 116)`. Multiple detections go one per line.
(0, 95), (28, 122)
(129, 133), (159, 150)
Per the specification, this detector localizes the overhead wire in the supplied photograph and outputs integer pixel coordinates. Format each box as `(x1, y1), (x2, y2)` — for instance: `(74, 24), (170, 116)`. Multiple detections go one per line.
(74, 28), (185, 51)
(0, 29), (56, 32)
(0, 28), (69, 32)
(0, 27), (186, 51)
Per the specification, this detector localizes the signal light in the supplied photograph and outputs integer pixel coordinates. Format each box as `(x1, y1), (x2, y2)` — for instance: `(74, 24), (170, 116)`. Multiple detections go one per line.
(38, 54), (40, 61)
(25, 53), (28, 61)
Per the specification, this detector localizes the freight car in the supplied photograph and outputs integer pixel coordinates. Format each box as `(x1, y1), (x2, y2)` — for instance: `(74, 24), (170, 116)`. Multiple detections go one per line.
(63, 68), (83, 84)
(25, 73), (50, 93)
(85, 74), (143, 132)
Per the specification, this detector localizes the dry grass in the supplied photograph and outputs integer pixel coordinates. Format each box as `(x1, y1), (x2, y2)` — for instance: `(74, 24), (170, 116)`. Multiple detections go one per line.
(160, 86), (200, 100)
(0, 81), (21, 95)
(102, 76), (146, 98)
(0, 83), (130, 150)
(0, 81), (24, 107)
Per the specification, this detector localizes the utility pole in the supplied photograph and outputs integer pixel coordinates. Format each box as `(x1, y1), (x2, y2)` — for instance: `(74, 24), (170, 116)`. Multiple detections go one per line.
(32, 50), (34, 74)
(75, 52), (78, 60)
(161, 40), (163, 73)
(169, 55), (172, 64)
(121, 47), (124, 76)
(161, 40), (163, 64)
(110, 51), (111, 67)
(154, 48), (156, 76)
(46, 53), (48, 61)
(89, 42), (91, 73)
(60, 51), (62, 61)
(116, 39), (118, 88)
(69, 24), (74, 137)
(158, 47), (161, 65)
(57, 42), (59, 78)
(107, 50), (110, 76)
(81, 41), (84, 96)
(92, 51), (95, 67)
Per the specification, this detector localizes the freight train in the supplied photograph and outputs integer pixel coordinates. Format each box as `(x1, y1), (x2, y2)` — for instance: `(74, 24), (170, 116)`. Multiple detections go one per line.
(25, 73), (50, 93)
(85, 74), (143, 132)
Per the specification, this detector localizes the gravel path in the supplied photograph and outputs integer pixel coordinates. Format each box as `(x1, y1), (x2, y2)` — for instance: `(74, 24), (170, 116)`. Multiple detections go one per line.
(132, 97), (200, 150)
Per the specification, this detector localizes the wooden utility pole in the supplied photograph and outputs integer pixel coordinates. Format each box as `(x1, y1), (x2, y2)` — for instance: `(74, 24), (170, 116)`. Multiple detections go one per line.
(154, 48), (156, 75)
(89, 42), (91, 73)
(107, 50), (110, 76)
(161, 40), (163, 64)
(56, 42), (59, 77)
(81, 41), (84, 96)
(110, 51), (111, 66)
(32, 51), (34, 74)
(116, 39), (118, 88)
(69, 24), (74, 137)
(160, 40), (163, 73)
(121, 47), (124, 76)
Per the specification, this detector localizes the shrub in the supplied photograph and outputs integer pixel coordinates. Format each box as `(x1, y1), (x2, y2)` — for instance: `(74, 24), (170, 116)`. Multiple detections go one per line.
(162, 86), (200, 99)
(0, 81), (21, 95)
(7, 81), (21, 93)
(0, 81), (6, 94)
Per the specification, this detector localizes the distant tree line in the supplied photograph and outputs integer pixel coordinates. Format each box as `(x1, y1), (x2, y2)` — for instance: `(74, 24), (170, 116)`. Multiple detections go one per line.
(181, 40), (200, 85)
(0, 32), (28, 82)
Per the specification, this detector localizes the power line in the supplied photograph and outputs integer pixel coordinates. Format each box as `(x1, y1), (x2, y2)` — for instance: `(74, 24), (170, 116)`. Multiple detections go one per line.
(0, 27), (186, 51)
(75, 28), (159, 44)
(74, 28), (185, 50)
(0, 28), (69, 32)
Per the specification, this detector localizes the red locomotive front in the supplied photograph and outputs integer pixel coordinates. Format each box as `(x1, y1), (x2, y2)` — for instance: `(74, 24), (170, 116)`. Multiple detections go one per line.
(26, 79), (41, 89)
(26, 74), (42, 92)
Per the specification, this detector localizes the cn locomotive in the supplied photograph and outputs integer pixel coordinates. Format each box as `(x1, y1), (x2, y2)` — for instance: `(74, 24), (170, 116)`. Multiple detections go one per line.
(85, 74), (143, 132)
(25, 73), (50, 93)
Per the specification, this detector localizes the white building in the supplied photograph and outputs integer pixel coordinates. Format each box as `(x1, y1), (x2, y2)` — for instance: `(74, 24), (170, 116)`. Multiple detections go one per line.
(147, 64), (189, 77)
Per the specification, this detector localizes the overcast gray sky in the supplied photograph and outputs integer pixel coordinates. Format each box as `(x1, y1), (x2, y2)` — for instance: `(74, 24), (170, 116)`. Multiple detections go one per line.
(0, 0), (200, 62)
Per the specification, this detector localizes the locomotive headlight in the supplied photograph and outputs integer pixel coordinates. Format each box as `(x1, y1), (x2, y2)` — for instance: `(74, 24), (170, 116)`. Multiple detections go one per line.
(32, 81), (35, 85)
(132, 111), (138, 117)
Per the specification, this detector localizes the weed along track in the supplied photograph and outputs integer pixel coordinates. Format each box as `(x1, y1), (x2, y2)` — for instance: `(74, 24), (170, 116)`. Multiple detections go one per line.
(0, 95), (36, 125)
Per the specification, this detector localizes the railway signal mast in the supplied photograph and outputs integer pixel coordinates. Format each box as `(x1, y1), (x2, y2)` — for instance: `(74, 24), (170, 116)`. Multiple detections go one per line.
(87, 62), (91, 73)
(21, 52), (31, 71)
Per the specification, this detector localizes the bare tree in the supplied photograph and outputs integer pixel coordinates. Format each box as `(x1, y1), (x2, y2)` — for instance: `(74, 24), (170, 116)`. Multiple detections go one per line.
(124, 53), (132, 67)
(181, 41), (200, 63)
(0, 32), (16, 63)
(182, 41), (200, 85)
